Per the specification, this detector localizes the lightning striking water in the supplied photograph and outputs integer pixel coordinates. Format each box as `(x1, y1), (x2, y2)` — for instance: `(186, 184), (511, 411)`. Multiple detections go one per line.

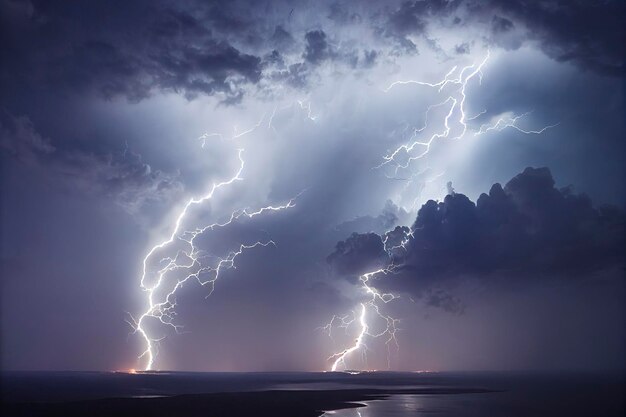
(128, 120), (299, 371)
(324, 51), (557, 372)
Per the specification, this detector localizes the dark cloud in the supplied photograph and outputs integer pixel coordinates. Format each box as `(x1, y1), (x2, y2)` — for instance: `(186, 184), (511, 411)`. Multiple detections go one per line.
(303, 30), (331, 65)
(0, 1), (263, 103)
(327, 1), (362, 25)
(360, 49), (378, 68)
(2, 0), (620, 110)
(380, 0), (624, 76)
(150, 39), (262, 101)
(329, 167), (625, 299)
(271, 25), (296, 51)
(454, 42), (470, 54)
(334, 200), (409, 237)
(263, 49), (285, 67)
(269, 62), (310, 88)
(206, 4), (248, 34)
(327, 232), (389, 277)
(380, 0), (459, 54)
(55, 40), (151, 101)
(0, 112), (182, 213)
(387, 0), (456, 36)
(1, 0), (624, 372)
(301, 30), (379, 69)
(490, 15), (514, 34)
(476, 0), (625, 76)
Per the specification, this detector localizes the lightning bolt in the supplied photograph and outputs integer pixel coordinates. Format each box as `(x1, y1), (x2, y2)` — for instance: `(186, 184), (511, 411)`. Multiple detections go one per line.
(324, 51), (558, 372)
(296, 100), (318, 121)
(268, 99), (319, 131)
(378, 50), (557, 176)
(325, 229), (410, 371)
(325, 269), (402, 372)
(474, 111), (559, 136)
(129, 121), (298, 371)
(198, 113), (267, 148)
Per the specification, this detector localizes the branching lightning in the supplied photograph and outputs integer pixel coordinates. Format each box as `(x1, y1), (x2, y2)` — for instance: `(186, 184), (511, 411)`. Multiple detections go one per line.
(474, 111), (559, 136)
(127, 50), (557, 373)
(378, 51), (557, 176)
(324, 231), (410, 371)
(324, 50), (557, 372)
(128, 118), (300, 371)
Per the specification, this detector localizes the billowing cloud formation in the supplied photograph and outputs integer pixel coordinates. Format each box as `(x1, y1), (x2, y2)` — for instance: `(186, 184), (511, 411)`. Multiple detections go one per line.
(329, 167), (625, 299)
(381, 0), (624, 75)
(0, 1), (262, 102)
(1, 0), (623, 373)
(303, 30), (331, 64)
(480, 0), (625, 76)
(1, 0), (621, 107)
(326, 232), (388, 276)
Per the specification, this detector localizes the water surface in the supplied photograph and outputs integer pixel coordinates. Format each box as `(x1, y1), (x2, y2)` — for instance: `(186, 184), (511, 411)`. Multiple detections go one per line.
(2, 371), (623, 416)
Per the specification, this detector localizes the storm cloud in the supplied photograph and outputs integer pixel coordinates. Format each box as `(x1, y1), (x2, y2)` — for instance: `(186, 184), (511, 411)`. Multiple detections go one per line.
(2, 0), (622, 109)
(481, 0), (625, 76)
(1, 0), (624, 372)
(0, 1), (262, 102)
(329, 167), (625, 298)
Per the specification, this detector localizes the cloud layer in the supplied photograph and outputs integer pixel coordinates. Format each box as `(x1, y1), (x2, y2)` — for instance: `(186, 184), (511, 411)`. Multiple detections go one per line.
(2, 0), (622, 106)
(1, 0), (623, 372)
(329, 167), (625, 300)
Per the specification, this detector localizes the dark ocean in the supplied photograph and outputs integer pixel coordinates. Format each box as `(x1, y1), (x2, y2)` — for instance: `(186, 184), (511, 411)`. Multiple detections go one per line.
(2, 371), (624, 416)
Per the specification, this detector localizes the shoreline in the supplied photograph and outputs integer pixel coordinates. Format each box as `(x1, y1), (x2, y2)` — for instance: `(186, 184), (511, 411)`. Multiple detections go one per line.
(2, 387), (496, 417)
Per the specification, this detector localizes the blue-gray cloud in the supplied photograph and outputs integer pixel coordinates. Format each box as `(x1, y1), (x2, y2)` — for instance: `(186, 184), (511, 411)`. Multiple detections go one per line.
(329, 167), (625, 299)
(0, 112), (183, 214)
(2, 0), (621, 109)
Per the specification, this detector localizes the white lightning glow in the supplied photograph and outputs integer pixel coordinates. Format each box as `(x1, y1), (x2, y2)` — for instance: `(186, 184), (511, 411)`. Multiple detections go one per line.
(378, 51), (557, 174)
(324, 50), (557, 372)
(129, 121), (298, 371)
(474, 111), (559, 136)
(325, 226), (412, 371)
(326, 266), (402, 372)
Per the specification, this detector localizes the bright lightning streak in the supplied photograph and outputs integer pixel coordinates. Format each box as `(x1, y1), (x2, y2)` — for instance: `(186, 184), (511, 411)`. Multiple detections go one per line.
(474, 111), (559, 136)
(326, 267), (402, 372)
(383, 65), (459, 93)
(297, 100), (318, 121)
(378, 52), (490, 174)
(328, 303), (368, 371)
(325, 51), (558, 372)
(129, 120), (298, 371)
(379, 51), (557, 174)
(325, 228), (411, 371)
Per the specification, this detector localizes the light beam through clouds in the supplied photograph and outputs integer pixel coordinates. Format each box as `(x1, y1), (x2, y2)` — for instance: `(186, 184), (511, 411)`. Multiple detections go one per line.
(131, 49), (559, 372)
(1, 0), (623, 377)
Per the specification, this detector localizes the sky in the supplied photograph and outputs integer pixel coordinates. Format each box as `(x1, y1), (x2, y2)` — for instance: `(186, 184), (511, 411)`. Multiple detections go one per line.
(1, 0), (624, 373)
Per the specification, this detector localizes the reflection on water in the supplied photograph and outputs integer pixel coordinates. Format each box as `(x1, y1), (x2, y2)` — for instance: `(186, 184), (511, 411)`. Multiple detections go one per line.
(325, 393), (511, 417)
(323, 395), (444, 417)
(3, 371), (624, 417)
(324, 380), (625, 417)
